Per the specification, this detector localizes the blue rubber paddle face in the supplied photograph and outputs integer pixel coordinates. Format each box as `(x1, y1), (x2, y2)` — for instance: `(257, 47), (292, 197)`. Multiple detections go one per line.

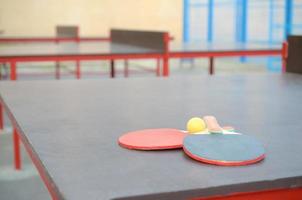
(183, 134), (265, 166)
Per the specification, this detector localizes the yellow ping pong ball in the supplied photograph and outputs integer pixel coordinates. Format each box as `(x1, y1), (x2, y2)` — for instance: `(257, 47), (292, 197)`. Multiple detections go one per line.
(186, 117), (206, 134)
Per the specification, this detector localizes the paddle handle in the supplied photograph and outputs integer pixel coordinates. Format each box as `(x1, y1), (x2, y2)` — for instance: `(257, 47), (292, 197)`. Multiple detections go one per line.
(203, 116), (223, 133)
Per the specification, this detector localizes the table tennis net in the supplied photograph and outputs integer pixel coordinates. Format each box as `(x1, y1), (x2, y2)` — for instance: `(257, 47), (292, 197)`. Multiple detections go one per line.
(286, 35), (302, 74)
(110, 29), (166, 52)
(56, 26), (79, 38)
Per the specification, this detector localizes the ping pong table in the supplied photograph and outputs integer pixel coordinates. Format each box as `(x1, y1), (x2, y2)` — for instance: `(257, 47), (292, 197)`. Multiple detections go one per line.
(0, 29), (283, 80)
(1, 74), (302, 199)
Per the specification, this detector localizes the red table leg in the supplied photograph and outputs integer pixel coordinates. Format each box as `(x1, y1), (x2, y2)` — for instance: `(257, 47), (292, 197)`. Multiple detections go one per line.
(13, 127), (21, 170)
(0, 102), (3, 130)
(162, 57), (169, 77)
(281, 42), (288, 73)
(162, 32), (170, 77)
(76, 60), (81, 79)
(10, 60), (17, 80)
(209, 57), (214, 75)
(124, 59), (129, 78)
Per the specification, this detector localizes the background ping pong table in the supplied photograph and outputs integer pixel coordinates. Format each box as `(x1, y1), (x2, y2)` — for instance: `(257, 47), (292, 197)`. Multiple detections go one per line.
(0, 28), (283, 80)
(1, 74), (302, 199)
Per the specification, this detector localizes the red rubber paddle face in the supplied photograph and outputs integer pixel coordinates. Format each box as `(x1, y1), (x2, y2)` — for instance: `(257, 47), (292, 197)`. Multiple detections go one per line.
(118, 129), (187, 150)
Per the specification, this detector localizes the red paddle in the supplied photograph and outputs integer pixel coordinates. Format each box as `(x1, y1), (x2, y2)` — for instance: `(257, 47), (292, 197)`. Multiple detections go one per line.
(118, 128), (187, 150)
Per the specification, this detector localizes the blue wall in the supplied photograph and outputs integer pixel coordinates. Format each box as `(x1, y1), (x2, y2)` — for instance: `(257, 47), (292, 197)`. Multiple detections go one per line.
(182, 0), (302, 71)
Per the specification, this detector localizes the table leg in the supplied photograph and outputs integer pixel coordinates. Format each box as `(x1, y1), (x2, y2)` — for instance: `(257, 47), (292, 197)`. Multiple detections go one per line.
(209, 57), (214, 75)
(13, 127), (21, 170)
(76, 60), (81, 79)
(156, 59), (161, 76)
(162, 57), (169, 77)
(282, 42), (288, 73)
(110, 60), (115, 78)
(124, 59), (129, 78)
(10, 60), (17, 80)
(55, 61), (60, 80)
(0, 102), (3, 130)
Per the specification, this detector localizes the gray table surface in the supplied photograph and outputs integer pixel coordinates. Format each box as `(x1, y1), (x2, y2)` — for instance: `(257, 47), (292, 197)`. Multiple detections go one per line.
(1, 74), (302, 199)
(170, 41), (281, 53)
(0, 41), (281, 57)
(0, 42), (158, 57)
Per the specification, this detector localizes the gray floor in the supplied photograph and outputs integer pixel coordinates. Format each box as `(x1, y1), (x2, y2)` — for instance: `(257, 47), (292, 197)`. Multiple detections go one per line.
(0, 58), (277, 200)
(0, 116), (50, 200)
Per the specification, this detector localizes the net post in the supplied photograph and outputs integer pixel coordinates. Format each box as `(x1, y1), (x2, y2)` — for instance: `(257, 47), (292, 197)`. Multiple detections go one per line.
(282, 41), (288, 73)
